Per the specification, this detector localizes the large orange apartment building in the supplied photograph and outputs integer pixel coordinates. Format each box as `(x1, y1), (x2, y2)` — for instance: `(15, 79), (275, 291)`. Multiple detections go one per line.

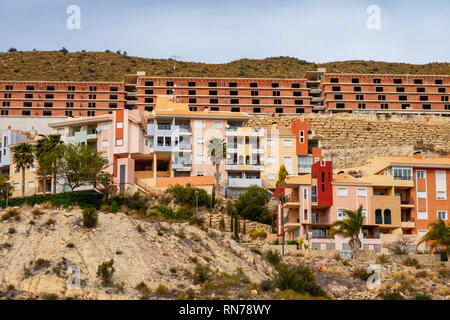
(1, 70), (450, 117)
(0, 81), (126, 117)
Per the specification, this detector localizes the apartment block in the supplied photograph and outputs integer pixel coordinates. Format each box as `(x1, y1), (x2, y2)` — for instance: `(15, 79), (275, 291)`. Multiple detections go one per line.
(321, 73), (450, 113)
(0, 81), (126, 117)
(127, 74), (313, 115)
(279, 153), (450, 251)
(0, 129), (28, 176)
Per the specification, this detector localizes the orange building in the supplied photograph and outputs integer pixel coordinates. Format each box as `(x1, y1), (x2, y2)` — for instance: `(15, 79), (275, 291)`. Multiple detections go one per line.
(0, 81), (126, 117)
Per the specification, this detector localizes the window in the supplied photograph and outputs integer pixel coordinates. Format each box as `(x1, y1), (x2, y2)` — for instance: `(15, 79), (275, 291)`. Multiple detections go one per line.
(275, 107), (283, 113)
(417, 87), (425, 93)
(417, 170), (426, 179)
(195, 120), (205, 128)
(229, 90), (238, 96)
(197, 172), (204, 176)
(399, 95), (407, 101)
(337, 188), (348, 197)
(208, 82), (217, 87)
(391, 167), (413, 181)
(417, 192), (427, 199)
(109, 103), (117, 108)
(28, 181), (35, 189)
(435, 79), (443, 85)
(273, 90), (280, 96)
(166, 81), (174, 86)
(89, 85), (97, 91)
(267, 174), (275, 180)
(356, 94), (364, 100)
(295, 99), (303, 105)
(252, 99), (260, 104)
(436, 171), (447, 200)
(44, 102), (53, 108)
(43, 110), (52, 116)
(334, 94), (343, 100)
(330, 78), (339, 83)
(228, 82), (237, 87)
(230, 98), (239, 104)
(14, 183), (20, 190)
(299, 130), (305, 143)
(196, 138), (204, 145)
(417, 212), (428, 220)
(209, 98), (218, 104)
(437, 211), (447, 220)
(282, 140), (292, 147)
(102, 140), (109, 147)
(303, 188), (308, 201)
(266, 139), (275, 147)
(271, 82), (279, 88)
(26, 85), (35, 90)
(296, 108), (304, 113)
(336, 103), (345, 108)
(354, 86), (361, 92)
(358, 103), (366, 109)
(414, 79), (423, 84)
(209, 90), (217, 95)
(22, 110), (30, 116)
(231, 107), (240, 112)
(298, 156), (312, 169)
(116, 139), (123, 146)
(250, 82), (258, 88)
(144, 98), (153, 103)
(396, 87), (405, 93)
(402, 104), (410, 109)
(253, 107), (261, 113)
(213, 121), (222, 129)
(357, 189), (367, 197)
(251, 90), (259, 96)
(438, 87), (445, 93)
(5, 85), (13, 90)
(291, 83), (300, 88)
(196, 155), (204, 162)
(422, 104), (431, 110)
(116, 122), (123, 129)
(144, 81), (154, 86)
(332, 86), (341, 92)
(189, 98), (197, 104)
(46, 85), (55, 91)
(420, 96), (428, 101)
(378, 95), (386, 101)
(376, 87), (383, 92)
(110, 86), (118, 91)
(351, 78), (359, 84)
(266, 156), (275, 164)
(188, 81), (196, 87)
(337, 208), (347, 221)
(383, 209), (391, 224)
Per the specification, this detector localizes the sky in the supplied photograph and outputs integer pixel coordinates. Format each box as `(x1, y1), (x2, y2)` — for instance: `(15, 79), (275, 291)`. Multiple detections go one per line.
(0, 0), (449, 64)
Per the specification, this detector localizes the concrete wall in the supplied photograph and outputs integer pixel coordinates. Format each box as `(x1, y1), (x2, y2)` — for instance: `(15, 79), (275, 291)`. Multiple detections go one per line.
(0, 117), (67, 135)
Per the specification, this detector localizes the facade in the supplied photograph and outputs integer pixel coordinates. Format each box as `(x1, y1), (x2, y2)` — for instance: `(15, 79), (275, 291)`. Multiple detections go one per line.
(1, 71), (450, 117)
(0, 129), (28, 175)
(0, 81), (126, 117)
(280, 153), (450, 251)
(320, 73), (450, 113)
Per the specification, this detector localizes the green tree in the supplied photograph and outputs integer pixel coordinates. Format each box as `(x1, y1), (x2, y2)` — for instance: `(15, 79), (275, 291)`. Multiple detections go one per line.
(207, 138), (226, 193)
(236, 186), (271, 224)
(276, 164), (289, 187)
(417, 219), (449, 261)
(57, 143), (108, 192)
(12, 143), (35, 197)
(149, 204), (175, 219)
(329, 206), (365, 258)
(0, 174), (12, 201)
(35, 134), (64, 194)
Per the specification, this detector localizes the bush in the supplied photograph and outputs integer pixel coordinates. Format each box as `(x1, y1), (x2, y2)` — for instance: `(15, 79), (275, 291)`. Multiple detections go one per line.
(43, 293), (58, 300)
(32, 208), (44, 216)
(378, 290), (404, 300)
(0, 190), (103, 209)
(412, 293), (431, 300)
(82, 207), (98, 228)
(273, 264), (326, 297)
(192, 263), (210, 284)
(266, 250), (281, 266)
(165, 184), (211, 208)
(377, 254), (390, 264)
(403, 257), (420, 268)
(34, 258), (51, 271)
(189, 216), (204, 227)
(8, 227), (15, 234)
(135, 281), (150, 299)
(352, 267), (375, 281)
(236, 186), (272, 224)
(2, 207), (20, 221)
(110, 200), (119, 213)
(175, 206), (194, 220)
(259, 279), (275, 292)
(155, 284), (169, 296)
(96, 259), (115, 285)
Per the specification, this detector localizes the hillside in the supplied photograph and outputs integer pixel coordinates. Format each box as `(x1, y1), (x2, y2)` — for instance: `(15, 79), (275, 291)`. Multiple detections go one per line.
(1, 50), (450, 81)
(0, 206), (275, 300)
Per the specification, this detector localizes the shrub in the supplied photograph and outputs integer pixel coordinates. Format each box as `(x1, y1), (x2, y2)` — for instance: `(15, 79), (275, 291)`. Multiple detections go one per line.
(82, 207), (98, 228)
(352, 267), (375, 281)
(175, 206), (194, 220)
(0, 190), (103, 209)
(2, 207), (20, 221)
(66, 243), (75, 248)
(415, 270), (427, 278)
(192, 263), (210, 285)
(96, 259), (115, 285)
(8, 227), (16, 234)
(34, 258), (51, 271)
(110, 200), (119, 213)
(32, 208), (44, 216)
(377, 254), (390, 264)
(236, 186), (271, 224)
(165, 184), (211, 208)
(378, 290), (404, 300)
(219, 216), (225, 231)
(45, 218), (55, 226)
(251, 247), (262, 255)
(189, 216), (204, 227)
(403, 257), (420, 268)
(412, 293), (432, 300)
(155, 284), (169, 296)
(266, 250), (281, 266)
(170, 267), (177, 274)
(259, 279), (275, 292)
(43, 293), (58, 300)
(273, 264), (326, 297)
(136, 224), (144, 233)
(135, 281), (150, 299)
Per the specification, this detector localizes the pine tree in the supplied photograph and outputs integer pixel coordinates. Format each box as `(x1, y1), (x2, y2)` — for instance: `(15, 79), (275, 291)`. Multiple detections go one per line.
(219, 215), (225, 231)
(276, 164), (289, 187)
(243, 219), (246, 234)
(234, 215), (239, 241)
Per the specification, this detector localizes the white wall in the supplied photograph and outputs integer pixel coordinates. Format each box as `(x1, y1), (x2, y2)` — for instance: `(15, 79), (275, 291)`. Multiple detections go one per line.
(0, 117), (67, 135)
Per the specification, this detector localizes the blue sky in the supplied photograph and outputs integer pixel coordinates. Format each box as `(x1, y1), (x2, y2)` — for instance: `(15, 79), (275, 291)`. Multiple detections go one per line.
(0, 0), (449, 64)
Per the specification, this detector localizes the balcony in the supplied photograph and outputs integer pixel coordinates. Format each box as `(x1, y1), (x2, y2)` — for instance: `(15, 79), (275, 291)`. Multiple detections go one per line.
(227, 144), (238, 153)
(154, 145), (173, 152)
(250, 128), (264, 137)
(401, 221), (415, 229)
(172, 161), (192, 171)
(400, 198), (414, 208)
(178, 124), (191, 134)
(228, 178), (262, 188)
(251, 147), (264, 154)
(225, 128), (238, 136)
(147, 124), (180, 137)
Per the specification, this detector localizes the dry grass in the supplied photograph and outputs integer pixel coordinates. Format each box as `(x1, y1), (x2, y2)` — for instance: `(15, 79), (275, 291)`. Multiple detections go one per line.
(1, 51), (450, 81)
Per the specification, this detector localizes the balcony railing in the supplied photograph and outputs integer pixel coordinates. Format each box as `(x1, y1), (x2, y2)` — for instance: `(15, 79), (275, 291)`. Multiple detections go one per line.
(228, 178), (262, 188)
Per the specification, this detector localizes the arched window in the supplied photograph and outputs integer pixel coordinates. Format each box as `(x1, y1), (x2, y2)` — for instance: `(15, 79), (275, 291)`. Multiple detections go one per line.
(384, 209), (391, 224)
(245, 155), (250, 165)
(375, 209), (382, 224)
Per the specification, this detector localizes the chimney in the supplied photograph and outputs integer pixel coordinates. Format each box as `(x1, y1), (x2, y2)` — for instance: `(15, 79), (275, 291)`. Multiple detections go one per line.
(413, 151), (422, 159)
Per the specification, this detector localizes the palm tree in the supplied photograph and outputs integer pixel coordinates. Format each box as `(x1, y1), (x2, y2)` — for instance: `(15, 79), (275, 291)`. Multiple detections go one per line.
(35, 134), (63, 194)
(207, 138), (226, 193)
(329, 206), (365, 258)
(417, 219), (449, 261)
(12, 143), (35, 197)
